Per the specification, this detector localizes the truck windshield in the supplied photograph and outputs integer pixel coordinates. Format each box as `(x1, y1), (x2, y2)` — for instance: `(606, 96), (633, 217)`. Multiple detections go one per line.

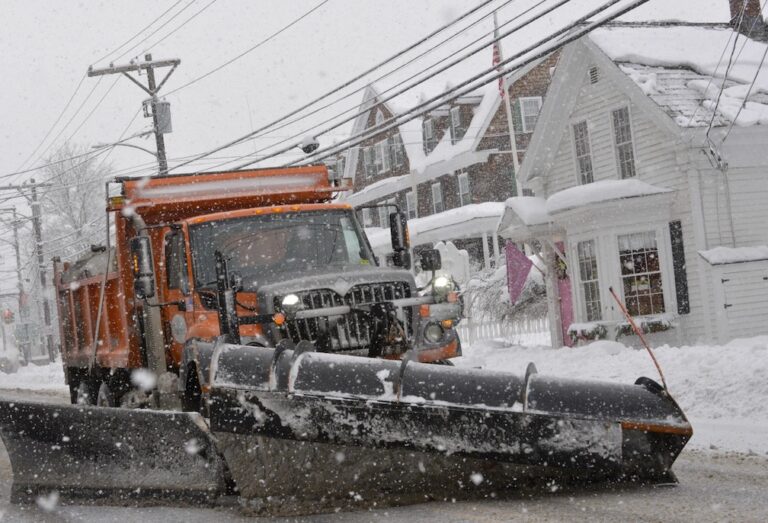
(189, 209), (376, 287)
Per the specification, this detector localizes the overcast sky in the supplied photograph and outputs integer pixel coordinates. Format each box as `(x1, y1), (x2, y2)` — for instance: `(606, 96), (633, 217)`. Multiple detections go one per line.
(0, 0), (737, 293)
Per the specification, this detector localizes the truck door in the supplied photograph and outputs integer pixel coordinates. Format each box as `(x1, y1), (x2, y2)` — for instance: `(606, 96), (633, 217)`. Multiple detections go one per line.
(162, 228), (193, 366)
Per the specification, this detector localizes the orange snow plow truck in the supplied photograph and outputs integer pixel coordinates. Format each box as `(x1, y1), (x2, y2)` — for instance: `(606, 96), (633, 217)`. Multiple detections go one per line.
(0, 166), (691, 510)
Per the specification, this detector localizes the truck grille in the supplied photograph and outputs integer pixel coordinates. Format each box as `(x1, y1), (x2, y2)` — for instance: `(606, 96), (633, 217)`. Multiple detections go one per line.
(275, 281), (412, 352)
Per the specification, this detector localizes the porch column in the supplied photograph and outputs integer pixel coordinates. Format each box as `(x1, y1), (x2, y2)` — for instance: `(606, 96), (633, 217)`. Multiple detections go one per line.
(542, 242), (564, 348)
(481, 232), (491, 270)
(492, 234), (501, 267)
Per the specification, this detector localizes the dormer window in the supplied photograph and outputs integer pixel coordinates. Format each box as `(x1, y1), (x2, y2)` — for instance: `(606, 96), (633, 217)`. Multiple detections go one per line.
(450, 106), (466, 144)
(423, 118), (437, 154)
(519, 97), (542, 133)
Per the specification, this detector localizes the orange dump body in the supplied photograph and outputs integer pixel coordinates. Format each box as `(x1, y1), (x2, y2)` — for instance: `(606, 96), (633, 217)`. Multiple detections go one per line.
(55, 166), (348, 370)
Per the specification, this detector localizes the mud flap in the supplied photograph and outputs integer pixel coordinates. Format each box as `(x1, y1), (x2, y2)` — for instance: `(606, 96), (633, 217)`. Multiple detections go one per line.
(0, 400), (228, 504)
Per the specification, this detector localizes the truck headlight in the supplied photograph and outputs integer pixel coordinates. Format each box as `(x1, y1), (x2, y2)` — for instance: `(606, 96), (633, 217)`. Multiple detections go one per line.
(281, 294), (302, 316)
(432, 275), (454, 301)
(424, 323), (445, 343)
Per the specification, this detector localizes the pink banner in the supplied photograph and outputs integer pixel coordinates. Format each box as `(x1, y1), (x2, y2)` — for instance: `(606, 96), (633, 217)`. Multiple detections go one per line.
(506, 243), (532, 305)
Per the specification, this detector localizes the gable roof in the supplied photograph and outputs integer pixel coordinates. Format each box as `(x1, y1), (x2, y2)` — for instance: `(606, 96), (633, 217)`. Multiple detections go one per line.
(520, 23), (768, 184)
(589, 25), (768, 128)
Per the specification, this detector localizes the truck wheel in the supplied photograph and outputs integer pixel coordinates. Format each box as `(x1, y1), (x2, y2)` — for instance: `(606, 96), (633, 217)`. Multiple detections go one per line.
(75, 381), (95, 405)
(96, 382), (116, 407)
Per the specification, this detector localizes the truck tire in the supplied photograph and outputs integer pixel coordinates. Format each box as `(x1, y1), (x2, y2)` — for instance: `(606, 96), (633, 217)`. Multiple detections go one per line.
(75, 381), (95, 405)
(181, 364), (203, 414)
(96, 382), (116, 407)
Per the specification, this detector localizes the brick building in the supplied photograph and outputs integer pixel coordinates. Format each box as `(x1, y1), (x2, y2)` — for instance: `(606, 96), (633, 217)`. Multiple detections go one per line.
(340, 52), (560, 270)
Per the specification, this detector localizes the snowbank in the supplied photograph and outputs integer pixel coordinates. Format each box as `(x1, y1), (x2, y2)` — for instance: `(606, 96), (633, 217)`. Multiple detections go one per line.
(458, 336), (768, 455)
(0, 360), (67, 392)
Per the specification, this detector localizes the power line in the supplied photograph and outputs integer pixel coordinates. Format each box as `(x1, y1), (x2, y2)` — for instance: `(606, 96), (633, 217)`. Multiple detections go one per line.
(290, 0), (649, 169)
(166, 0), (501, 173)
(165, 0), (330, 96)
(720, 43), (768, 144)
(235, 0), (580, 170)
(138, 0), (219, 57)
(14, 75), (87, 174)
(184, 0), (533, 173)
(91, 0), (185, 66)
(112, 0), (200, 62)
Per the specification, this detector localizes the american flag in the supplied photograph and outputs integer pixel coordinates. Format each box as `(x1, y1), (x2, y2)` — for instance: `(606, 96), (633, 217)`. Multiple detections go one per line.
(493, 16), (504, 98)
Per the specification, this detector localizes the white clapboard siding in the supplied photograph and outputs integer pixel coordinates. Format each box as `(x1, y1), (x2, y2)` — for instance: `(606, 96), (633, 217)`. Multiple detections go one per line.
(714, 262), (768, 341)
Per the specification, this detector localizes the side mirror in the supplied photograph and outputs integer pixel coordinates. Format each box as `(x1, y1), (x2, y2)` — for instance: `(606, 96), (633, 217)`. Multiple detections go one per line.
(130, 236), (155, 299)
(420, 249), (442, 272)
(389, 211), (411, 269)
(389, 211), (409, 251)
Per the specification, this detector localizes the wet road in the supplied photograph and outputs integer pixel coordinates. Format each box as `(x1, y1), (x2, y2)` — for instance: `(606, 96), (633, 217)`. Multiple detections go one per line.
(1, 390), (767, 522)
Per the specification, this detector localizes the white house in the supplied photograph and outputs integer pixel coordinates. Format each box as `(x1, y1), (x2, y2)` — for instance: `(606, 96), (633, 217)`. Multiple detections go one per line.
(499, 22), (768, 347)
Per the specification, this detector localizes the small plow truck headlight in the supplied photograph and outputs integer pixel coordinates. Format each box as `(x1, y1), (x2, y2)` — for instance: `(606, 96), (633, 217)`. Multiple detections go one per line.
(431, 275), (455, 302)
(424, 323), (445, 343)
(281, 294), (302, 317)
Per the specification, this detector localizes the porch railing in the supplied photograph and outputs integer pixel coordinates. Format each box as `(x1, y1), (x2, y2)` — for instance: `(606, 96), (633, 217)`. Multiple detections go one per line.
(456, 317), (551, 348)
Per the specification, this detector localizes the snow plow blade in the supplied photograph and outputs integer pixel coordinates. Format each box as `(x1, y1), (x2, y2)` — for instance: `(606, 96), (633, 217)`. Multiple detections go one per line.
(208, 342), (692, 481)
(0, 400), (228, 504)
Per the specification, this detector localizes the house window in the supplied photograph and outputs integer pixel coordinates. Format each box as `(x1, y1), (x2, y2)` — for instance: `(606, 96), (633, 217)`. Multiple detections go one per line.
(612, 106), (636, 179)
(375, 109), (385, 126)
(618, 231), (665, 316)
(577, 240), (601, 321)
(519, 97), (543, 133)
(406, 190), (416, 219)
(361, 208), (373, 227)
(431, 182), (444, 213)
(363, 146), (376, 178)
(375, 139), (390, 174)
(457, 171), (471, 206)
(572, 120), (593, 185)
(336, 156), (345, 178)
(389, 134), (405, 167)
(450, 106), (465, 143)
(423, 118), (436, 154)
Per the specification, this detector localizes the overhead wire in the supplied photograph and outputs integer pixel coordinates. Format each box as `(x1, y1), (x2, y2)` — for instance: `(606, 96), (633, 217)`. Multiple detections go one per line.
(187, 0), (537, 173)
(234, 0), (583, 170)
(112, 0), (200, 62)
(137, 0), (219, 57)
(289, 0), (649, 168)
(90, 0), (185, 66)
(165, 0), (501, 172)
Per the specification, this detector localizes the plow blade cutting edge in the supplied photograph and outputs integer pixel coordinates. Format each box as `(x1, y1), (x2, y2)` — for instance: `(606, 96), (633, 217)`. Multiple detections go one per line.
(0, 400), (228, 503)
(208, 342), (692, 482)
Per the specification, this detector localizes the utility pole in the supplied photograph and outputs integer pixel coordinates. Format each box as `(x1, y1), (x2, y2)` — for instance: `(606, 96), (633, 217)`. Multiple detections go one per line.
(88, 54), (180, 175)
(0, 181), (55, 362)
(29, 179), (54, 361)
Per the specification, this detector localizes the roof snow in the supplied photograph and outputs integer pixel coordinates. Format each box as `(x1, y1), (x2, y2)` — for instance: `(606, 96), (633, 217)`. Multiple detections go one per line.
(545, 179), (671, 214)
(589, 26), (768, 127)
(699, 245), (768, 265)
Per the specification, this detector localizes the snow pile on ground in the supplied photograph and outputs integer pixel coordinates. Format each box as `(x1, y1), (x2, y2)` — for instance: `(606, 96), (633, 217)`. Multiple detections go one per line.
(0, 360), (66, 392)
(458, 336), (768, 455)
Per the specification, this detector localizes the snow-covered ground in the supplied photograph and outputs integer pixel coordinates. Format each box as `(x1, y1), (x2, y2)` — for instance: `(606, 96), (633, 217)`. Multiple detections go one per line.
(457, 336), (768, 456)
(2, 335), (767, 456)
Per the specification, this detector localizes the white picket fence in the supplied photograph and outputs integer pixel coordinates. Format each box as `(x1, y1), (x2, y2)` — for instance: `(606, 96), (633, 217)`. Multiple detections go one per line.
(456, 317), (551, 347)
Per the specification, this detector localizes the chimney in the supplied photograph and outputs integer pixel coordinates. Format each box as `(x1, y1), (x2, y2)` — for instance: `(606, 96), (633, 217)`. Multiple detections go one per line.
(729, 0), (767, 41)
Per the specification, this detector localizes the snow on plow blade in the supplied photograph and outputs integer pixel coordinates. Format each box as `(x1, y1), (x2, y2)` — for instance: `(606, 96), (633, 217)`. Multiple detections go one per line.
(209, 343), (692, 481)
(0, 400), (228, 504)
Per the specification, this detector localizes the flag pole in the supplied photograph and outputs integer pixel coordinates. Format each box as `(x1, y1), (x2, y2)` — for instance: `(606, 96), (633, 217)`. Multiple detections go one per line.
(494, 11), (522, 197)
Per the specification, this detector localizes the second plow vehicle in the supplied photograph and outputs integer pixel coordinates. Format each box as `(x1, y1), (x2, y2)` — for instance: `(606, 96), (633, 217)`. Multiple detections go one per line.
(0, 166), (692, 514)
